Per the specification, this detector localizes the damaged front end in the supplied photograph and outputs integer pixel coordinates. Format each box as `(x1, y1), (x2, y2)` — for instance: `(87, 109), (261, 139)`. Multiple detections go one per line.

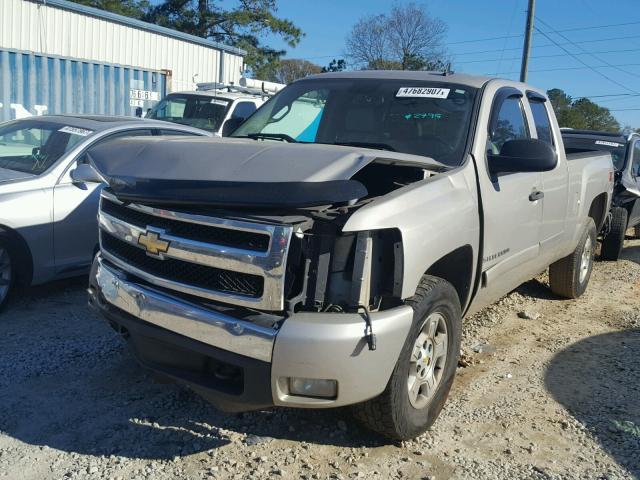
(88, 137), (440, 319)
(87, 136), (440, 408)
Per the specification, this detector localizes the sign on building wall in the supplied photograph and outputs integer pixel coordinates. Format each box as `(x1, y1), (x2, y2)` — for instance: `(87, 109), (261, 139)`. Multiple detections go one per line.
(129, 80), (161, 107)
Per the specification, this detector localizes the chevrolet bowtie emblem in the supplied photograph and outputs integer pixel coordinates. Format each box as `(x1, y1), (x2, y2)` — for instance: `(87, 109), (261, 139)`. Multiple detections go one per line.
(138, 230), (170, 256)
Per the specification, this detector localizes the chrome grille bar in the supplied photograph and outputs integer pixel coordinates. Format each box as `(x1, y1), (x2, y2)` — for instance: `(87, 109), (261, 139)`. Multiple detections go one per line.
(98, 191), (293, 310)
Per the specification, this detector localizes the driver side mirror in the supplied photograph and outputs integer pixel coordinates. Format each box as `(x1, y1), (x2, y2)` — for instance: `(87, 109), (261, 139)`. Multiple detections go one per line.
(488, 138), (557, 175)
(221, 117), (245, 137)
(70, 163), (104, 184)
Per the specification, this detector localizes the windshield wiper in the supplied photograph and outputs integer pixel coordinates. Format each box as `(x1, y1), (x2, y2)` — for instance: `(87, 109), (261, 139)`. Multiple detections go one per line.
(328, 141), (396, 152)
(246, 132), (298, 143)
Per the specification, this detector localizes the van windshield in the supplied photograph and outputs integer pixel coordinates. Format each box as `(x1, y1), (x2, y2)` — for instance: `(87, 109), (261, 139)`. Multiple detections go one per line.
(148, 94), (231, 131)
(231, 79), (477, 166)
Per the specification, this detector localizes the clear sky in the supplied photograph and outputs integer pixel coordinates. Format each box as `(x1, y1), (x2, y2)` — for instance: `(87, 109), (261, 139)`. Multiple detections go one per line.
(263, 0), (640, 128)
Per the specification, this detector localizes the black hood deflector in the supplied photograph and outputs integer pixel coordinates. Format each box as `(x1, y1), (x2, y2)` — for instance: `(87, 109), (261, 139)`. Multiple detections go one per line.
(102, 177), (367, 208)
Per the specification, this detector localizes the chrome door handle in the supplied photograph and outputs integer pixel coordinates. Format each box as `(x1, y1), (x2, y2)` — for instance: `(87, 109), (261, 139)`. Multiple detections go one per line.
(529, 190), (544, 201)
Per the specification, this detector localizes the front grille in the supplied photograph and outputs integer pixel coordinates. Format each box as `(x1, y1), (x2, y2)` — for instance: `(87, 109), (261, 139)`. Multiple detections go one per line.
(101, 198), (270, 252)
(101, 232), (264, 298)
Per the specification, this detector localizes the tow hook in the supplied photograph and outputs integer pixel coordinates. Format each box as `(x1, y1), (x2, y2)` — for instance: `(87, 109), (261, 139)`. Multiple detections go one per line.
(358, 305), (377, 351)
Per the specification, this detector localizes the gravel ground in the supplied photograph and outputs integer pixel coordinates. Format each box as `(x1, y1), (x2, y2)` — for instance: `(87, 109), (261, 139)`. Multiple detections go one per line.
(0, 240), (639, 480)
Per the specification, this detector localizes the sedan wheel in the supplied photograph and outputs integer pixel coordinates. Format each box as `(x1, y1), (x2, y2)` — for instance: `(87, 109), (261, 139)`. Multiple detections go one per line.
(0, 245), (13, 309)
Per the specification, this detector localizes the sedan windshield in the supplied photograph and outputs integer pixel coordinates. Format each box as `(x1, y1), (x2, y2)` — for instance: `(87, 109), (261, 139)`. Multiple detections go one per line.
(0, 120), (90, 175)
(148, 94), (231, 131)
(232, 79), (478, 166)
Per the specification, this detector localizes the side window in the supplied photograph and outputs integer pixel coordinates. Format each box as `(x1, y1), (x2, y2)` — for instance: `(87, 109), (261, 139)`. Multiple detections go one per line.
(633, 142), (640, 177)
(488, 96), (529, 153)
(77, 129), (153, 165)
(529, 100), (553, 146)
(231, 101), (257, 120)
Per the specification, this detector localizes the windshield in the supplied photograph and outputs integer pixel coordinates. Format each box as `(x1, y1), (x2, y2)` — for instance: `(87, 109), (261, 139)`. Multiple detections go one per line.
(0, 120), (90, 175)
(148, 94), (231, 131)
(231, 79), (478, 166)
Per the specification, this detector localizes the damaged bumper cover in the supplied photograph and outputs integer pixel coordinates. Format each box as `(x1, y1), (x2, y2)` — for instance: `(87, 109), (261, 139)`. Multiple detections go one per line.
(89, 255), (414, 410)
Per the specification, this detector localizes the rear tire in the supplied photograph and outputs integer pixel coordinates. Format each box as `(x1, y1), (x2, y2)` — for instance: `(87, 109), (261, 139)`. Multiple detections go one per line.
(0, 237), (14, 311)
(600, 207), (627, 261)
(353, 276), (461, 441)
(549, 218), (596, 299)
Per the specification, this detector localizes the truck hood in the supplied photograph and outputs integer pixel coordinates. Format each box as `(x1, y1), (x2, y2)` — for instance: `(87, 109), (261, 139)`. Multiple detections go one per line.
(87, 136), (443, 208)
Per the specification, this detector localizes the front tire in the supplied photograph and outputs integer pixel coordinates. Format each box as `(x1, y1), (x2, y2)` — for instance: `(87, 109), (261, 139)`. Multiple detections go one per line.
(600, 207), (627, 261)
(549, 218), (596, 299)
(353, 276), (462, 440)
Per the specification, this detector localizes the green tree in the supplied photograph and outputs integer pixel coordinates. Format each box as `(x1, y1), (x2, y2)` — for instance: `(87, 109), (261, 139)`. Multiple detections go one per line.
(322, 59), (346, 73)
(144, 0), (303, 78)
(69, 0), (150, 18)
(547, 88), (620, 132)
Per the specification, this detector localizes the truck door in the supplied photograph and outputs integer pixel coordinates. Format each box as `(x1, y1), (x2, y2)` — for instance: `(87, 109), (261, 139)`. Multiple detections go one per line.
(527, 93), (568, 257)
(475, 87), (543, 301)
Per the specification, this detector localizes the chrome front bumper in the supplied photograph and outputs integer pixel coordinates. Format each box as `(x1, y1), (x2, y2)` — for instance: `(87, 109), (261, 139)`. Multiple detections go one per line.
(92, 254), (277, 362)
(91, 255), (415, 408)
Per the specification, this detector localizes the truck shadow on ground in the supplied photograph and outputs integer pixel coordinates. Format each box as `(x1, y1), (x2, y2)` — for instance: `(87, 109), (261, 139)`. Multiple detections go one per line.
(544, 329), (640, 478)
(0, 280), (388, 461)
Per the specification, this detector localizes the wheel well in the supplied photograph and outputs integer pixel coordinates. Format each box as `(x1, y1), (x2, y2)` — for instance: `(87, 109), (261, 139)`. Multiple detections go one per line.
(588, 193), (608, 232)
(425, 245), (474, 309)
(0, 226), (33, 286)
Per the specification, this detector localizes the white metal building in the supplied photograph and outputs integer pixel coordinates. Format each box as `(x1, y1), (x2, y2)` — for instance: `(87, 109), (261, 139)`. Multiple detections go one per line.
(0, 0), (246, 120)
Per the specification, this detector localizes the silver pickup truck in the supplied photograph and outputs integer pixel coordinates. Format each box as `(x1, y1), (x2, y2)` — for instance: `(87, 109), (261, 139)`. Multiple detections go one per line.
(84, 71), (613, 440)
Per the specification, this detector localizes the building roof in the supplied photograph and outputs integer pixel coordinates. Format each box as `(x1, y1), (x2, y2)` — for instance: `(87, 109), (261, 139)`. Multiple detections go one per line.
(304, 70), (494, 88)
(33, 0), (245, 56)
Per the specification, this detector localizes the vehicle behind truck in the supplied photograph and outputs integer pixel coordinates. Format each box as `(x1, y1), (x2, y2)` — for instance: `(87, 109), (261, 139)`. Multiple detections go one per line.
(83, 71), (613, 441)
(562, 129), (640, 260)
(146, 78), (284, 136)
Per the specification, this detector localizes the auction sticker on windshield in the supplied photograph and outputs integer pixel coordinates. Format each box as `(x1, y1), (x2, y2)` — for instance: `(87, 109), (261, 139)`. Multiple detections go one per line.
(396, 87), (450, 99)
(59, 126), (93, 137)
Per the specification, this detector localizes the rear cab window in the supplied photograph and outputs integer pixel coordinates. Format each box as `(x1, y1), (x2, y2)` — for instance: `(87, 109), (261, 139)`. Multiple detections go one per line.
(529, 100), (553, 146)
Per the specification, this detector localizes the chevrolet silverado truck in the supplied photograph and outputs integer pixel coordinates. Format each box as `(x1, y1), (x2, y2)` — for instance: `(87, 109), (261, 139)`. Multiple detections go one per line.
(562, 129), (640, 260)
(82, 71), (614, 440)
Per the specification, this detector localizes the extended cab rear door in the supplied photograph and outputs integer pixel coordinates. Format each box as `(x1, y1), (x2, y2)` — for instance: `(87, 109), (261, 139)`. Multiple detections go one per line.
(527, 92), (569, 257)
(473, 85), (543, 301)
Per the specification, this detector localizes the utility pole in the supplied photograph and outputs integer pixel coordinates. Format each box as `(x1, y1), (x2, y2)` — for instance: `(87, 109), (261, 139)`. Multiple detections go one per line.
(520, 0), (536, 82)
